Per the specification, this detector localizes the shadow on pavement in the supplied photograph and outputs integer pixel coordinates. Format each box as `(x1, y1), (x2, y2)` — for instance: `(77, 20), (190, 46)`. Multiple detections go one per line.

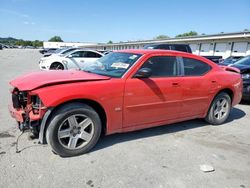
(92, 107), (246, 152)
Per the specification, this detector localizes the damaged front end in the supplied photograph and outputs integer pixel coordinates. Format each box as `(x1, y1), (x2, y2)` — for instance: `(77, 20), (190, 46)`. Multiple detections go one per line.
(9, 87), (47, 137)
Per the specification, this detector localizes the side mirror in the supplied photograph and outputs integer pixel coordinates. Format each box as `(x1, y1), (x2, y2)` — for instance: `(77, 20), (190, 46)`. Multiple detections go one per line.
(67, 54), (73, 58)
(134, 68), (152, 78)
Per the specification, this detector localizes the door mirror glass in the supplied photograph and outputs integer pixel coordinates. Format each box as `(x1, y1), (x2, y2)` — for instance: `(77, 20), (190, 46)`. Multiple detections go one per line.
(134, 68), (152, 78)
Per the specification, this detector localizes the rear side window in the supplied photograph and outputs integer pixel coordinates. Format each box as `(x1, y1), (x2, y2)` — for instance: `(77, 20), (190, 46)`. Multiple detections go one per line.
(141, 56), (178, 77)
(85, 52), (102, 58)
(183, 57), (211, 76)
(70, 51), (85, 58)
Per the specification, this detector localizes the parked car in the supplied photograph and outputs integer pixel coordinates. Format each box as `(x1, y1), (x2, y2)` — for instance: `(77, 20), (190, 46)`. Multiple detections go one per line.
(0, 44), (2, 50)
(43, 47), (80, 57)
(229, 55), (250, 101)
(219, 56), (244, 66)
(202, 56), (223, 64)
(143, 43), (192, 53)
(39, 48), (57, 54)
(9, 49), (242, 157)
(39, 49), (104, 70)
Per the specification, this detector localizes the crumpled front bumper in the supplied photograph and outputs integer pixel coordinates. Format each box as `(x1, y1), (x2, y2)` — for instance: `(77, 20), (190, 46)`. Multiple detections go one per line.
(8, 104), (24, 123)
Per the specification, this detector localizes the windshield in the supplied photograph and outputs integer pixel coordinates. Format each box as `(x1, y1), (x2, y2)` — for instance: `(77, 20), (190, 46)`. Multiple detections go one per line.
(61, 48), (77, 55)
(222, 56), (243, 65)
(54, 48), (64, 53)
(82, 52), (142, 77)
(234, 56), (250, 66)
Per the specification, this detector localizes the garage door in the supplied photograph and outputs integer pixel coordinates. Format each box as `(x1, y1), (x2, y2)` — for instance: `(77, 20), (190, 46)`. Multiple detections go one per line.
(214, 43), (227, 56)
(247, 43), (250, 56)
(232, 42), (248, 56)
(199, 43), (212, 56)
(189, 44), (199, 55)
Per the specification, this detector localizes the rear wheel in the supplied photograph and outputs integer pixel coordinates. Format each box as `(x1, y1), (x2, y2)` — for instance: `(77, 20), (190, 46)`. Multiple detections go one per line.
(46, 103), (102, 157)
(205, 92), (231, 125)
(50, 62), (64, 70)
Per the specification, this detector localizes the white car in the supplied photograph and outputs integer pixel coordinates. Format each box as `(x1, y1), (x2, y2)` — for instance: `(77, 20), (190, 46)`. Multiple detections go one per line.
(39, 49), (104, 70)
(43, 47), (80, 57)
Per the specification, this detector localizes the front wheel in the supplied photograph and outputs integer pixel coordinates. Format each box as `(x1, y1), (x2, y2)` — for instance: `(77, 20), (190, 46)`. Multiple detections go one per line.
(50, 62), (64, 70)
(205, 92), (232, 125)
(46, 103), (102, 157)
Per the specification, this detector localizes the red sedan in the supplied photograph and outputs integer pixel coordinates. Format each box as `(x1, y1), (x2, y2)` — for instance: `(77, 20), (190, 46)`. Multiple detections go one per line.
(9, 50), (242, 156)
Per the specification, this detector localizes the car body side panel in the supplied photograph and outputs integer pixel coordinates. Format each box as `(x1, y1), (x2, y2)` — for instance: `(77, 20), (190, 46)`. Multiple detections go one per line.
(123, 77), (182, 127)
(178, 74), (215, 118)
(212, 71), (242, 107)
(32, 79), (125, 134)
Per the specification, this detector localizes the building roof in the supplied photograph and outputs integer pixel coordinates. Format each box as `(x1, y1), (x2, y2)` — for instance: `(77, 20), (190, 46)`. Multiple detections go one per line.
(94, 31), (250, 46)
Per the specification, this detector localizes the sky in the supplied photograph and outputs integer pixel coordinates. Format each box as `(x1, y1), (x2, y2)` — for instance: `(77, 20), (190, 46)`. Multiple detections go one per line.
(0, 0), (250, 43)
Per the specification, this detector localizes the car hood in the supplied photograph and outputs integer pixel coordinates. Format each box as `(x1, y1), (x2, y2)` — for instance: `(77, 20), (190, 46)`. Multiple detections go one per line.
(10, 70), (111, 91)
(40, 55), (64, 61)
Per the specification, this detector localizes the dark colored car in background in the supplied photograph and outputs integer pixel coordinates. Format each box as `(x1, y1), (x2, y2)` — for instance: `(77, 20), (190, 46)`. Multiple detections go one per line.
(219, 56), (243, 66)
(0, 44), (2, 50)
(39, 48), (57, 54)
(230, 55), (250, 101)
(202, 56), (223, 64)
(143, 44), (192, 53)
(143, 44), (223, 64)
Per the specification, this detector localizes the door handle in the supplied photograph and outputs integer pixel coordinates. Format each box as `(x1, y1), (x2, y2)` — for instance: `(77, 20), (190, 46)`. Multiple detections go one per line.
(211, 80), (217, 83)
(172, 82), (180, 87)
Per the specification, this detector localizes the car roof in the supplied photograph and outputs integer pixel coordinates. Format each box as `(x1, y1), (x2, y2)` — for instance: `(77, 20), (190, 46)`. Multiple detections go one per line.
(117, 49), (191, 56)
(116, 49), (218, 66)
(65, 48), (104, 55)
(145, 43), (189, 46)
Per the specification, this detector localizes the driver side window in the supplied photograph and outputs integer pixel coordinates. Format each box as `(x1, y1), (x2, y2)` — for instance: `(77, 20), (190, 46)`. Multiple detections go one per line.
(141, 56), (178, 77)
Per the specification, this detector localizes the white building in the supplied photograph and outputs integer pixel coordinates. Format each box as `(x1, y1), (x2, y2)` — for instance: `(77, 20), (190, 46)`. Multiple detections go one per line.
(86, 31), (250, 59)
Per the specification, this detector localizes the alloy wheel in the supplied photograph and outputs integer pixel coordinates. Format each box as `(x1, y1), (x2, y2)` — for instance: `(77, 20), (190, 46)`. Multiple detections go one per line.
(57, 114), (94, 150)
(213, 98), (229, 120)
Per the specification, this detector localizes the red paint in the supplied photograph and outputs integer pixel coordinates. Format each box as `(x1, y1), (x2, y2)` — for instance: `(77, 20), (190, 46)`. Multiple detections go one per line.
(9, 50), (243, 134)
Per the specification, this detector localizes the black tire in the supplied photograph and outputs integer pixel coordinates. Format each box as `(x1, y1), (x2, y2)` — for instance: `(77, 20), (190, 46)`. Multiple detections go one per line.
(205, 92), (232, 125)
(46, 103), (102, 157)
(50, 62), (64, 70)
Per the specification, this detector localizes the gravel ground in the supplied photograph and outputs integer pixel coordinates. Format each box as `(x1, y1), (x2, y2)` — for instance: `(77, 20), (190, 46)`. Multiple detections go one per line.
(0, 49), (250, 188)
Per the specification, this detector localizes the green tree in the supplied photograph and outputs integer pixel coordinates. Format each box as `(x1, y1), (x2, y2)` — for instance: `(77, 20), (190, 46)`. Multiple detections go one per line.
(15, 39), (25, 46)
(154, 35), (169, 40)
(107, 40), (113, 44)
(32, 40), (43, 47)
(49, 36), (63, 42)
(175, 31), (198, 38)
